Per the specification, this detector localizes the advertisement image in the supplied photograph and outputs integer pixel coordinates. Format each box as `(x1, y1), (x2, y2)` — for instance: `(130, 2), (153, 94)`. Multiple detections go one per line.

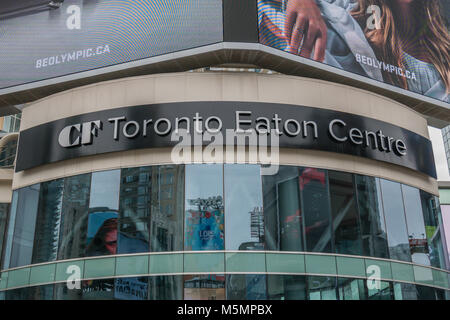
(258, 0), (450, 104)
(185, 207), (224, 251)
(86, 210), (118, 256)
(0, 0), (222, 90)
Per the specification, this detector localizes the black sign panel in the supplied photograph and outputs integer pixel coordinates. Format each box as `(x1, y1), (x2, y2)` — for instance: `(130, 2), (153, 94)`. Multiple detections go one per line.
(16, 101), (437, 178)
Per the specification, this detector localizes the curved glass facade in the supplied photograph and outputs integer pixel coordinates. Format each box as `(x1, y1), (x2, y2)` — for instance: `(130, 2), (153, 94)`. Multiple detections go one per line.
(0, 164), (449, 300)
(0, 275), (448, 300)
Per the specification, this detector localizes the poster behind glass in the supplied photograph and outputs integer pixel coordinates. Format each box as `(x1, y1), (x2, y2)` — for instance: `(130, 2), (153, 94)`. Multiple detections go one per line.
(258, 0), (450, 104)
(185, 204), (224, 250)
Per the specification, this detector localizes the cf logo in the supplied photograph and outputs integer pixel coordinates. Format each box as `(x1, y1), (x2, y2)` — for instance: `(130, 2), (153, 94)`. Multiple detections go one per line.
(58, 120), (102, 147)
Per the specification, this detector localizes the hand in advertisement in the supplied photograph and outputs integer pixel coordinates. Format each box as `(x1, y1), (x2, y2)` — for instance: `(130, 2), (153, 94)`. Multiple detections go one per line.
(283, 0), (327, 62)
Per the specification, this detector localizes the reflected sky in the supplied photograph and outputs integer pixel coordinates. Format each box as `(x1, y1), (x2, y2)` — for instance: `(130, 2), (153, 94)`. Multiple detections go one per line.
(89, 170), (121, 210)
(225, 164), (263, 250)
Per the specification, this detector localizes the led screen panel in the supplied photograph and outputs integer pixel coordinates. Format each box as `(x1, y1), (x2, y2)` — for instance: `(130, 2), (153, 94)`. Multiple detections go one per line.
(258, 0), (450, 104)
(0, 0), (223, 90)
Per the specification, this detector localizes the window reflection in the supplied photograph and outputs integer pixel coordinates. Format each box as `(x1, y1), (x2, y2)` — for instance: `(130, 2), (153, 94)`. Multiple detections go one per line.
(393, 282), (418, 300)
(149, 276), (183, 300)
(9, 184), (40, 268)
(1, 163), (448, 283)
(225, 164), (264, 250)
(58, 174), (91, 260)
(420, 191), (446, 269)
(308, 276), (337, 300)
(114, 277), (148, 300)
(118, 167), (152, 254)
(3, 275), (446, 300)
(415, 285), (439, 300)
(89, 170), (120, 211)
(32, 179), (64, 264)
(184, 275), (225, 300)
(55, 279), (116, 300)
(224, 165), (267, 299)
(355, 175), (389, 258)
(2, 191), (18, 269)
(402, 185), (430, 266)
(86, 170), (120, 257)
(301, 168), (332, 253)
(184, 165), (224, 251)
(150, 165), (184, 252)
(266, 275), (306, 300)
(379, 179), (411, 262)
(262, 166), (302, 251)
(329, 171), (362, 255)
(367, 281), (394, 300)
(226, 274), (267, 300)
(337, 278), (367, 300)
(0, 203), (10, 268)
(5, 285), (53, 300)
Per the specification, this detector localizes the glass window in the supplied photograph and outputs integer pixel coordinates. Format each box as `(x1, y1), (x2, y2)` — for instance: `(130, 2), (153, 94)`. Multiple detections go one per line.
(367, 281), (394, 300)
(379, 179), (411, 262)
(58, 173), (91, 260)
(86, 170), (120, 257)
(225, 164), (264, 250)
(226, 274), (267, 300)
(2, 116), (11, 132)
(89, 170), (120, 210)
(434, 288), (447, 300)
(355, 175), (389, 258)
(2, 191), (18, 269)
(266, 275), (306, 300)
(119, 165), (184, 254)
(150, 165), (184, 252)
(0, 203), (10, 268)
(301, 168), (332, 253)
(184, 275), (225, 300)
(415, 284), (440, 300)
(224, 165), (266, 300)
(307, 276), (337, 300)
(54, 283), (81, 300)
(5, 287), (30, 300)
(420, 191), (446, 269)
(54, 279), (115, 300)
(27, 285), (54, 300)
(184, 164), (224, 251)
(401, 185), (430, 266)
(393, 282), (418, 300)
(9, 184), (40, 268)
(5, 285), (53, 300)
(329, 171), (362, 255)
(114, 277), (148, 300)
(337, 278), (367, 300)
(262, 166), (303, 251)
(148, 276), (183, 300)
(81, 279), (114, 300)
(119, 167), (151, 254)
(32, 179), (64, 264)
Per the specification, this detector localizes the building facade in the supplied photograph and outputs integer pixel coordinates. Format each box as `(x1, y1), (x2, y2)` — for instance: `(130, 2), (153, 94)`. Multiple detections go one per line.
(0, 72), (448, 300)
(441, 126), (450, 174)
(0, 0), (449, 300)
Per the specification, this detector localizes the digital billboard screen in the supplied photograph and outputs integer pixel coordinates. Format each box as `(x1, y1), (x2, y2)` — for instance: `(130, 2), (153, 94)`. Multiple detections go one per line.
(258, 0), (450, 104)
(0, 0), (223, 90)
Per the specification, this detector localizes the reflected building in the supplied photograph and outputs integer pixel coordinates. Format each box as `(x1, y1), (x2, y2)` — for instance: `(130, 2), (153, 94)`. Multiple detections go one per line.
(149, 165), (184, 252)
(250, 206), (265, 245)
(1, 164), (449, 300)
